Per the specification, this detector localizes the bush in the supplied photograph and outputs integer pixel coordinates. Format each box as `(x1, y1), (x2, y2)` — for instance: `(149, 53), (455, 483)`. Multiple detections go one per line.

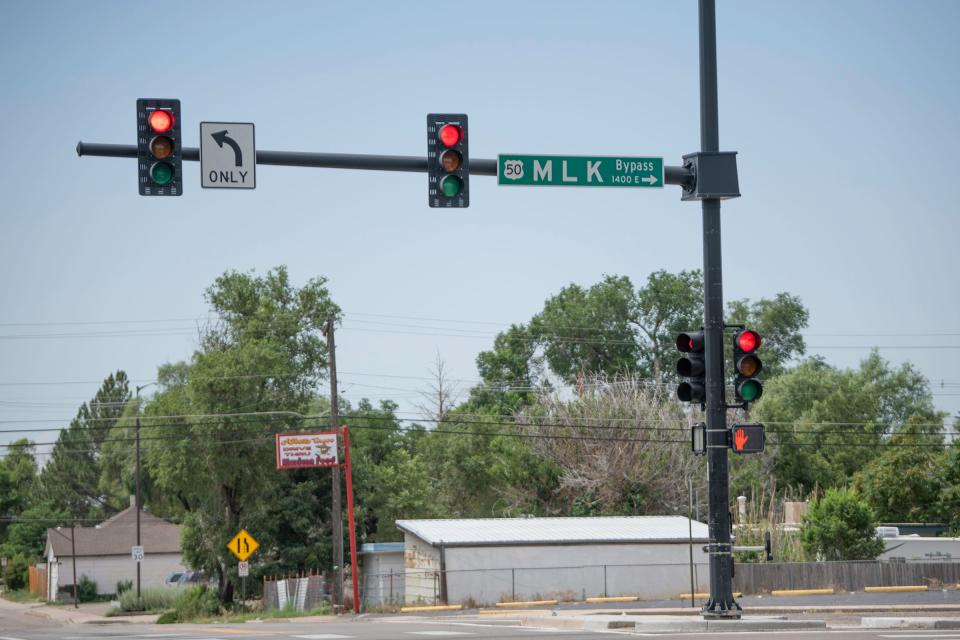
(156, 610), (178, 624)
(801, 487), (885, 561)
(115, 579), (133, 596)
(172, 585), (220, 621)
(2, 553), (31, 590)
(77, 575), (98, 603)
(117, 586), (180, 612)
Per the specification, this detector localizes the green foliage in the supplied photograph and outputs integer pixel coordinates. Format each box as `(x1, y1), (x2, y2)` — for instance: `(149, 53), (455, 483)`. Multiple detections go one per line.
(1, 552), (31, 590)
(1, 503), (69, 563)
(172, 585), (220, 620)
(39, 372), (131, 519)
(755, 352), (944, 494)
(117, 586), (179, 612)
(853, 418), (943, 522)
(77, 575), (98, 602)
(115, 579), (133, 596)
(156, 610), (178, 624)
(800, 487), (885, 561)
(146, 266), (339, 601)
(470, 270), (808, 412)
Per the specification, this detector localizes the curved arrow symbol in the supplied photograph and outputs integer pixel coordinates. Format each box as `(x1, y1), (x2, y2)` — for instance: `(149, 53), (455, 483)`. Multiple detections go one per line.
(211, 130), (243, 167)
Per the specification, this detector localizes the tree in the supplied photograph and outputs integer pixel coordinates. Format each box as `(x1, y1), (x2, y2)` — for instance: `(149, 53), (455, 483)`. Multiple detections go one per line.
(754, 352), (943, 493)
(146, 266), (339, 602)
(470, 271), (808, 411)
(416, 352), (461, 424)
(516, 377), (703, 516)
(0, 439), (38, 538)
(39, 371), (131, 519)
(800, 487), (885, 560)
(853, 417), (943, 522)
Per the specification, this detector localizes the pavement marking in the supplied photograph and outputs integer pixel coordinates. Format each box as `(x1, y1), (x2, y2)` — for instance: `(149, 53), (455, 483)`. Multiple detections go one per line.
(405, 633), (474, 637)
(291, 635), (354, 639)
(879, 636), (960, 639)
(0, 636), (28, 640)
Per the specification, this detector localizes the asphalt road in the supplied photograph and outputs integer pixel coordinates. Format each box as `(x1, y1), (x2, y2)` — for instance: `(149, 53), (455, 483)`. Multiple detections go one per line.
(5, 613), (960, 640)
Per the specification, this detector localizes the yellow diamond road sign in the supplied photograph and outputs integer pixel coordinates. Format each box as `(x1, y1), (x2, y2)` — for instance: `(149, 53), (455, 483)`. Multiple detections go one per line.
(227, 529), (259, 561)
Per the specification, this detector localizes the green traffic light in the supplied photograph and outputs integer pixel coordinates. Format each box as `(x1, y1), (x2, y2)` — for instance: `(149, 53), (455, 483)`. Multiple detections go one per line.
(739, 379), (762, 402)
(440, 175), (463, 197)
(150, 162), (174, 185)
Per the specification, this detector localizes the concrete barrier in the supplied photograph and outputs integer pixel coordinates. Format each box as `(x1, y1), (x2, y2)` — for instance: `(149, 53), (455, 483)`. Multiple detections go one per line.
(495, 599), (559, 608)
(586, 595), (639, 603)
(864, 585), (928, 593)
(399, 604), (464, 613)
(771, 588), (834, 596)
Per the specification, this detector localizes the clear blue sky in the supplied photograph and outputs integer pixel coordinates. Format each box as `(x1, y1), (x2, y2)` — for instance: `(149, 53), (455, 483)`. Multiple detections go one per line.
(1, 1), (958, 456)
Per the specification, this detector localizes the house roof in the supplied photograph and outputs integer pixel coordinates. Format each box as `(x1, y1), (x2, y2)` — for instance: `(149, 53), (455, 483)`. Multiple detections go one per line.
(46, 506), (181, 557)
(395, 516), (709, 547)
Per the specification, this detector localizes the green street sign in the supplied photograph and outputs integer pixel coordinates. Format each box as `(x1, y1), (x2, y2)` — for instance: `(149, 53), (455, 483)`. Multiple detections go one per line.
(498, 155), (663, 188)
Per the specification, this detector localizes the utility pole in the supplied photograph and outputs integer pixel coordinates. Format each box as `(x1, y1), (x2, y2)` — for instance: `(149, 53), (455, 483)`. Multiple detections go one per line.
(70, 521), (78, 609)
(324, 317), (344, 611)
(134, 382), (156, 603)
(698, 0), (740, 618)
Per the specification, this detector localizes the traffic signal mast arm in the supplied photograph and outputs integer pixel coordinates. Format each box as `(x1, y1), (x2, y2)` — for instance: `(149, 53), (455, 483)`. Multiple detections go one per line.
(76, 142), (696, 186)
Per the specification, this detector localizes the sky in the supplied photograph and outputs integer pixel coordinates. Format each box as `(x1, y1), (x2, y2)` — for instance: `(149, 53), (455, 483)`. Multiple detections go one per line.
(1, 0), (958, 459)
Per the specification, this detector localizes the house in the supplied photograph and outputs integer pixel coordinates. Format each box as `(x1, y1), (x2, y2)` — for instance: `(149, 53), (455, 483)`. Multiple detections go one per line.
(395, 516), (709, 605)
(44, 502), (186, 598)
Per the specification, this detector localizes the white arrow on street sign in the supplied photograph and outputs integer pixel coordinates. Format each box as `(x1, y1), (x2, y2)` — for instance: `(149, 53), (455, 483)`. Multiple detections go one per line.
(200, 122), (256, 189)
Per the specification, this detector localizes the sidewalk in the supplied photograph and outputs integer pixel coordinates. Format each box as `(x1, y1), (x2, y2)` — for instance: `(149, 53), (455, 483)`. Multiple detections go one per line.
(0, 596), (158, 625)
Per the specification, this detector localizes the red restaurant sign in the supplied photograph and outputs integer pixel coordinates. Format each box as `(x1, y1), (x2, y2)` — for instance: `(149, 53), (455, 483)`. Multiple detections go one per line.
(275, 432), (339, 469)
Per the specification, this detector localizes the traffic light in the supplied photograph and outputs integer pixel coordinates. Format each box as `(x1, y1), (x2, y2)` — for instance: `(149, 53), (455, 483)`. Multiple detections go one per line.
(427, 113), (469, 208)
(137, 98), (182, 196)
(731, 423), (765, 453)
(676, 330), (705, 403)
(732, 329), (763, 403)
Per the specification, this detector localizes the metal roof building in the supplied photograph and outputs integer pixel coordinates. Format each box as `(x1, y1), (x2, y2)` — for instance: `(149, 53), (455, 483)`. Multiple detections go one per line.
(393, 516), (709, 606)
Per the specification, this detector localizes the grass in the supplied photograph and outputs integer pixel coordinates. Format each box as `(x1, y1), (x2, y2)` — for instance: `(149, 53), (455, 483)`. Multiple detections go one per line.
(1, 589), (43, 603)
(159, 602), (334, 624)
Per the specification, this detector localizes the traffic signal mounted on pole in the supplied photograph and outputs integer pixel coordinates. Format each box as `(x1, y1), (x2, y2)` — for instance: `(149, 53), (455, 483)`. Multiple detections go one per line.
(676, 330), (706, 404)
(137, 98), (182, 196)
(427, 113), (469, 208)
(732, 329), (763, 404)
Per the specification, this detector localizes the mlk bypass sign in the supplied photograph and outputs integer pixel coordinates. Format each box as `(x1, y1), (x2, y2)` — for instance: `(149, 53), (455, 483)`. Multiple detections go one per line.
(498, 155), (663, 188)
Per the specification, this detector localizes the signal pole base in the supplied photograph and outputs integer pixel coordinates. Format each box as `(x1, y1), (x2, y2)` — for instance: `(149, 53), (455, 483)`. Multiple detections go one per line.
(702, 598), (743, 619)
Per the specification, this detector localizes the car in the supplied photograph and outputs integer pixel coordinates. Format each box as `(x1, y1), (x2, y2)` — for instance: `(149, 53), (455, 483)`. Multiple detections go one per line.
(164, 572), (184, 586)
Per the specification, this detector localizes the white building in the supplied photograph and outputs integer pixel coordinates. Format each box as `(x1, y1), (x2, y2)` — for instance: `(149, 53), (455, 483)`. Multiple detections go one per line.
(396, 516), (709, 606)
(45, 505), (186, 598)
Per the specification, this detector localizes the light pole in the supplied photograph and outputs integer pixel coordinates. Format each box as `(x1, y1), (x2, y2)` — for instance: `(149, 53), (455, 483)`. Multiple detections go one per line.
(134, 381), (157, 602)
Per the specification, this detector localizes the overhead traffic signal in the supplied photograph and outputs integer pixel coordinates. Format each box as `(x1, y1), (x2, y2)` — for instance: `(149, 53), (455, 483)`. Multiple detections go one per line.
(732, 329), (763, 403)
(137, 98), (182, 196)
(427, 113), (469, 208)
(676, 330), (705, 404)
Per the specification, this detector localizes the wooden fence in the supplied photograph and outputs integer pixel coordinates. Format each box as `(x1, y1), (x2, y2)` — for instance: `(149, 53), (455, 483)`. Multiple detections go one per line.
(28, 565), (47, 599)
(734, 560), (960, 593)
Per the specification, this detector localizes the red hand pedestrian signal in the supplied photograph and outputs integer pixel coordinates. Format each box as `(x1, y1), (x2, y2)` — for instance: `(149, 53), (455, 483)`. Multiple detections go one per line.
(734, 428), (748, 451)
(730, 423), (764, 454)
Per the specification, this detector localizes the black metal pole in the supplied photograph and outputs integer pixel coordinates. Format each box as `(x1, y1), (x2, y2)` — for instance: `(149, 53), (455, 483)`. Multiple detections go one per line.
(75, 143), (694, 187)
(135, 390), (141, 603)
(698, 0), (740, 619)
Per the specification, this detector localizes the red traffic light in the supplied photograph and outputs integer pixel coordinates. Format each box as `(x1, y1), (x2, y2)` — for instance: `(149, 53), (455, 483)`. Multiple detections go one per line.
(438, 124), (462, 147)
(149, 109), (174, 133)
(736, 329), (761, 353)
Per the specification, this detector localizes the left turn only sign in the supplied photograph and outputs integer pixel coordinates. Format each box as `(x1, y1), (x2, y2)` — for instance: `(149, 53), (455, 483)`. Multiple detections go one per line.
(200, 122), (256, 189)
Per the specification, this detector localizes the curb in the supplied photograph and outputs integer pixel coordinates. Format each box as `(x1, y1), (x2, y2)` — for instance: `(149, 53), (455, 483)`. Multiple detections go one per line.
(862, 617), (960, 630)
(400, 604), (464, 613)
(495, 600), (559, 608)
(771, 588), (834, 597)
